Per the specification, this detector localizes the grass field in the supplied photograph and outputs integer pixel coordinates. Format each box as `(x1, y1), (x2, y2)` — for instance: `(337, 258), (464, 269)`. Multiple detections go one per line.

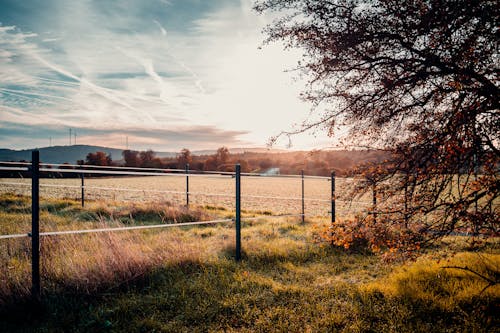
(0, 193), (499, 332)
(0, 175), (370, 216)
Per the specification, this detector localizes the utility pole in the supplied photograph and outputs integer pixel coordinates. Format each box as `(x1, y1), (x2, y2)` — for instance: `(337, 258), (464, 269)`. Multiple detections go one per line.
(126, 136), (129, 150)
(74, 131), (77, 145)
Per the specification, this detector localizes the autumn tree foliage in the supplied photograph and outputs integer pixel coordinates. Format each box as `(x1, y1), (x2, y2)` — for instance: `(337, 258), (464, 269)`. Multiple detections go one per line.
(158, 149), (386, 175)
(256, 0), (499, 251)
(85, 151), (112, 166)
(122, 149), (162, 168)
(122, 150), (140, 167)
(139, 150), (162, 168)
(203, 147), (231, 171)
(177, 148), (193, 168)
(215, 146), (230, 166)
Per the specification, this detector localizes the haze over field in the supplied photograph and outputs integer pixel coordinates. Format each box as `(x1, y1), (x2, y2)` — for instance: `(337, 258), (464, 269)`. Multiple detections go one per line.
(0, 0), (333, 151)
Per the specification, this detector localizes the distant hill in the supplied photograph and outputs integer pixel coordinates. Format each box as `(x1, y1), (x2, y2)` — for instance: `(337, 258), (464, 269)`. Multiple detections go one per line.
(0, 146), (283, 164)
(0, 145), (176, 164)
(192, 147), (285, 156)
(0, 145), (390, 176)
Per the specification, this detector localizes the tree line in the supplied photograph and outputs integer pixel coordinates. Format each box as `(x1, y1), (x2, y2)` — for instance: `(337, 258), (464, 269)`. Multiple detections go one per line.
(81, 147), (388, 176)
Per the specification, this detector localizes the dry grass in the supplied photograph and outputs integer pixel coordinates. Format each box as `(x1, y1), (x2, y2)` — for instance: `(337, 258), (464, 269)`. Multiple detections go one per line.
(0, 193), (498, 332)
(363, 252), (500, 306)
(0, 225), (234, 305)
(0, 193), (232, 305)
(0, 175), (367, 216)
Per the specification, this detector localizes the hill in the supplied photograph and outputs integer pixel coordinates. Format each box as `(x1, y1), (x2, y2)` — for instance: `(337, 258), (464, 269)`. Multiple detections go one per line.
(0, 145), (174, 164)
(0, 146), (284, 164)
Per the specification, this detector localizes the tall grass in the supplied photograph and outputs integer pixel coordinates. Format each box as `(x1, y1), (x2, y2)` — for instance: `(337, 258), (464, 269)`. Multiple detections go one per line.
(0, 193), (498, 332)
(0, 193), (231, 305)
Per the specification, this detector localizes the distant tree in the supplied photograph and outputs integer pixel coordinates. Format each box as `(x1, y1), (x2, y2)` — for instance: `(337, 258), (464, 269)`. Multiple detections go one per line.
(236, 159), (250, 173)
(203, 156), (218, 171)
(139, 150), (157, 168)
(86, 151), (112, 166)
(177, 148), (193, 168)
(122, 150), (140, 167)
(202, 147), (232, 171)
(247, 158), (260, 171)
(192, 161), (205, 171)
(215, 147), (230, 166)
(164, 161), (179, 169)
(259, 158), (273, 170)
(256, 0), (499, 249)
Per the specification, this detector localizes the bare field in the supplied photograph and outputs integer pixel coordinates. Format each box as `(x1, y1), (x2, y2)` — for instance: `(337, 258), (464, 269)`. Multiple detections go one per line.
(0, 175), (370, 216)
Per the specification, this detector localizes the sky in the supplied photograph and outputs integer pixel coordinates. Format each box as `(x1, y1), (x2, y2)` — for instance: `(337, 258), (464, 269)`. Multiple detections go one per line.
(0, 0), (333, 152)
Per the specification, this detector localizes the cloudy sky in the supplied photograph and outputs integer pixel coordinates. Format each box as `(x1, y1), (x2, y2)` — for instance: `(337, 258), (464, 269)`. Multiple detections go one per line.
(0, 0), (333, 151)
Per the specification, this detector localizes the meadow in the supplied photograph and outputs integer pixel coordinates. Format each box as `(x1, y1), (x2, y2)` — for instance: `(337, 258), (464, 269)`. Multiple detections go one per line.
(0, 191), (498, 332)
(0, 175), (370, 216)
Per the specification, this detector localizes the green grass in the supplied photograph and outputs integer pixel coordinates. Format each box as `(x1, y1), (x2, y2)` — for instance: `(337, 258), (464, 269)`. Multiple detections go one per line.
(0, 193), (498, 332)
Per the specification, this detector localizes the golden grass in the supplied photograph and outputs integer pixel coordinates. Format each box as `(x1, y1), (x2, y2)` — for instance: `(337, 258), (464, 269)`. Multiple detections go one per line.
(0, 224), (234, 305)
(0, 193), (498, 332)
(363, 252), (500, 308)
(0, 193), (231, 305)
(0, 175), (365, 216)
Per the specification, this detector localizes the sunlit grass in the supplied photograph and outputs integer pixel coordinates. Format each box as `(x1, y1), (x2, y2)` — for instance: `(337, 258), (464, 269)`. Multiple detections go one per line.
(0, 193), (498, 332)
(364, 252), (500, 307)
(0, 175), (366, 216)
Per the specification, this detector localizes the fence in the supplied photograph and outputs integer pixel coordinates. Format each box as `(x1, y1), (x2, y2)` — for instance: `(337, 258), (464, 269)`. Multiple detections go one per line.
(0, 151), (361, 301)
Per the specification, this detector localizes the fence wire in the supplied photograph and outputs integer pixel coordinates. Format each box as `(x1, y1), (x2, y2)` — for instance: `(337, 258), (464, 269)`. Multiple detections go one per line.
(0, 218), (233, 239)
(0, 181), (371, 206)
(0, 161), (30, 166)
(242, 213), (305, 221)
(0, 161), (373, 223)
(0, 232), (29, 240)
(0, 166), (29, 172)
(0, 163), (338, 180)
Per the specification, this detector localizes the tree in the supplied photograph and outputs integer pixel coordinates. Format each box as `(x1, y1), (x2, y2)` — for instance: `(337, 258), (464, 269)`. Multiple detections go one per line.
(177, 148), (193, 168)
(256, 0), (499, 248)
(139, 150), (158, 168)
(202, 147), (232, 171)
(259, 158), (273, 170)
(122, 150), (140, 167)
(203, 156), (218, 171)
(86, 151), (112, 166)
(236, 159), (250, 173)
(215, 146), (230, 166)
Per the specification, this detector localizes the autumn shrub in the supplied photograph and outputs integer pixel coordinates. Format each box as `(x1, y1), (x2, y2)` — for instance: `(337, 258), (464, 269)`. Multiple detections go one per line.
(315, 214), (424, 258)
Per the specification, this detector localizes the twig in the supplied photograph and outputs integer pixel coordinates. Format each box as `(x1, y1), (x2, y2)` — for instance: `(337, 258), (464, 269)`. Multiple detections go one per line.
(441, 265), (498, 294)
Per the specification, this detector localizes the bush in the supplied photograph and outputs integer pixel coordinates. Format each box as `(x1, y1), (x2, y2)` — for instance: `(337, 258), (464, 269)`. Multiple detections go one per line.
(315, 214), (424, 259)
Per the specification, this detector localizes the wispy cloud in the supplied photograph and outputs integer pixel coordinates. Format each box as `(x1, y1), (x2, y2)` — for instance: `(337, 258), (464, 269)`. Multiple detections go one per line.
(0, 120), (249, 151)
(0, 0), (329, 151)
(153, 20), (167, 37)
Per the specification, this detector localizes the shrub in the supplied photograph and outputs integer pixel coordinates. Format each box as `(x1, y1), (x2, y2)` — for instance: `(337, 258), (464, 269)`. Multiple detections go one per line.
(315, 214), (424, 259)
